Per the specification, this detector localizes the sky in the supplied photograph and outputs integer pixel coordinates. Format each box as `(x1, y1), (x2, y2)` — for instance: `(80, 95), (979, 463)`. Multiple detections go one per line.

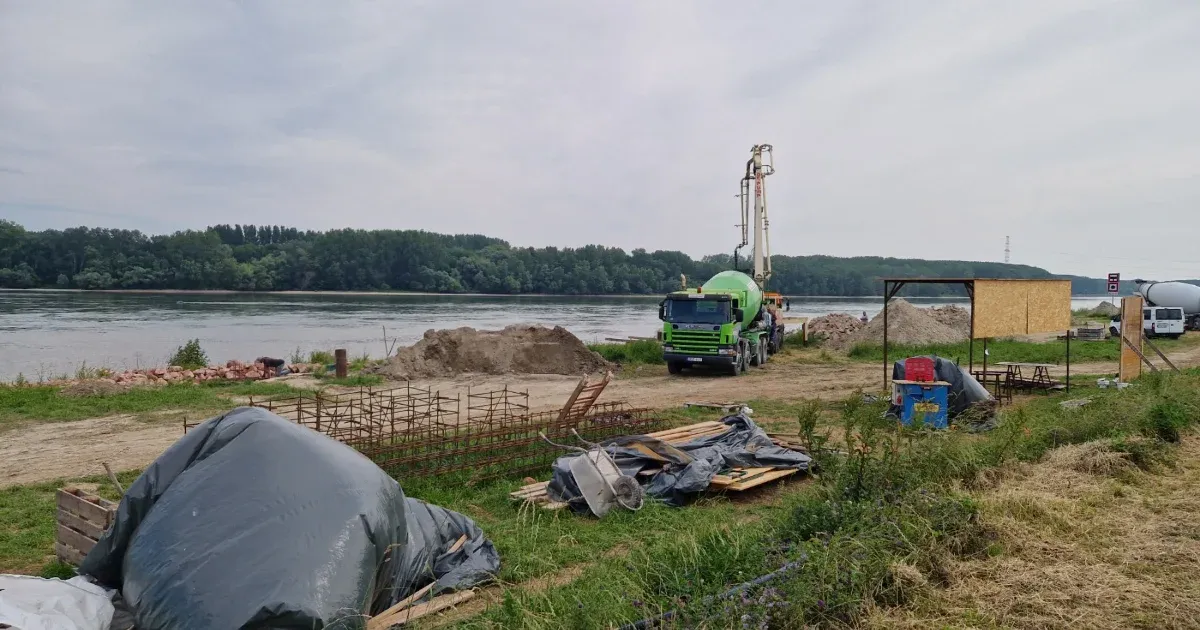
(2, 1), (1199, 279)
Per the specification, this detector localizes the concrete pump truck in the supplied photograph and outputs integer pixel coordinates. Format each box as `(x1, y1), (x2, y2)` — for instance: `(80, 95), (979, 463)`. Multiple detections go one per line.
(658, 144), (785, 376)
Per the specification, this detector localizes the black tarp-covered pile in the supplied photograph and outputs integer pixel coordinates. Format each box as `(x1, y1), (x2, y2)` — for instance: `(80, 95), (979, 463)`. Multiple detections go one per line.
(548, 414), (811, 509)
(79, 406), (499, 630)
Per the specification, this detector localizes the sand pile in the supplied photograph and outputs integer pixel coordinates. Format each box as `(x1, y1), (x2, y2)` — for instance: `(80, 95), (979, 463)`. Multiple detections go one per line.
(927, 305), (972, 336)
(807, 313), (865, 345)
(376, 324), (612, 380)
(840, 299), (968, 348)
(1091, 301), (1121, 316)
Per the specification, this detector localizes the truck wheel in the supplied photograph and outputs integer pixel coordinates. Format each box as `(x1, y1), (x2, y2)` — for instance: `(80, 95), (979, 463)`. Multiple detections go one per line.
(749, 340), (762, 367)
(667, 361), (683, 375)
(757, 339), (767, 368)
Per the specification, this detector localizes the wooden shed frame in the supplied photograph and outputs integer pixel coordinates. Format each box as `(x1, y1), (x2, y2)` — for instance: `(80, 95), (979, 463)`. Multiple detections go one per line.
(880, 278), (1071, 393)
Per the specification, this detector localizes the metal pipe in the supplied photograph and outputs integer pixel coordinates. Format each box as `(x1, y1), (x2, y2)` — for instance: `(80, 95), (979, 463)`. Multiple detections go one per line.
(883, 281), (889, 391)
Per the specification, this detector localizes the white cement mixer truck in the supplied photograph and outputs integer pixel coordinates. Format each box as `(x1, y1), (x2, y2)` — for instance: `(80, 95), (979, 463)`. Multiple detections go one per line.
(1135, 279), (1200, 330)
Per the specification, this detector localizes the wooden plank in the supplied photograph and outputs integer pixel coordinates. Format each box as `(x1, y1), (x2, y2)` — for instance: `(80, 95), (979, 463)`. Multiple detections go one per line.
(57, 488), (113, 526)
(57, 523), (98, 557)
(724, 469), (798, 491)
(57, 508), (106, 540)
(647, 422), (722, 439)
(445, 534), (468, 555)
(388, 590), (476, 626)
(709, 467), (773, 488)
(368, 584), (436, 629)
(55, 541), (87, 566)
(543, 501), (569, 510)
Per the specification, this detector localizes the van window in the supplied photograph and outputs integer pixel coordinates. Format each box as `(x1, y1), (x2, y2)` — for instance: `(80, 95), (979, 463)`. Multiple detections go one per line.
(1144, 309), (1151, 320)
(1156, 308), (1183, 321)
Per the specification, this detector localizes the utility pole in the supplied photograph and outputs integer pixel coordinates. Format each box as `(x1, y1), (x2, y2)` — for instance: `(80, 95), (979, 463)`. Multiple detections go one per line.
(1004, 236), (1011, 264)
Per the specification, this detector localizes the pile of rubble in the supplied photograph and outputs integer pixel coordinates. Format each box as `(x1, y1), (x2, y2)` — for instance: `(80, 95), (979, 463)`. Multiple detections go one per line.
(103, 360), (322, 385)
(806, 313), (865, 345)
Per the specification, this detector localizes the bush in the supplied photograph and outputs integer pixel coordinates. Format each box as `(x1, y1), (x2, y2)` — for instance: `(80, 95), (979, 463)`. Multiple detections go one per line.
(308, 350), (335, 365)
(169, 339), (208, 370)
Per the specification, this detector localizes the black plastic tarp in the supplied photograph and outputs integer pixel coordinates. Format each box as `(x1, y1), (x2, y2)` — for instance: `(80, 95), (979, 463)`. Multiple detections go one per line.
(548, 414), (811, 510)
(888, 355), (995, 427)
(79, 406), (498, 630)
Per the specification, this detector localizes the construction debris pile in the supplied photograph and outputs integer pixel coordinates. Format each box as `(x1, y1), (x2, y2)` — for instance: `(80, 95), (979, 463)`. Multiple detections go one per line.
(806, 313), (865, 342)
(838, 299), (969, 348)
(513, 414), (812, 514)
(109, 360), (322, 384)
(77, 407), (499, 629)
(374, 324), (612, 380)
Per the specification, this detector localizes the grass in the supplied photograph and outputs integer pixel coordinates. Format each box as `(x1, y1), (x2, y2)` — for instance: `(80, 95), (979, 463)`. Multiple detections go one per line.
(456, 371), (1200, 628)
(0, 469), (136, 575)
(845, 335), (1195, 365)
(317, 374), (386, 387)
(588, 339), (664, 366)
(0, 380), (299, 428)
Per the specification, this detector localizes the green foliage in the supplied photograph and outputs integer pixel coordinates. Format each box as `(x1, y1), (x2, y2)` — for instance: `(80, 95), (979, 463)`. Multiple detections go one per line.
(319, 374), (384, 387)
(0, 220), (1163, 295)
(588, 340), (664, 365)
(308, 350), (335, 365)
(169, 339), (208, 369)
(0, 381), (297, 427)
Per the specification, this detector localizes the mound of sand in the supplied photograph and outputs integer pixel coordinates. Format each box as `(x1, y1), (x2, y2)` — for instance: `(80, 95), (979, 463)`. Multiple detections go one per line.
(375, 324), (612, 380)
(1090, 301), (1121, 316)
(807, 313), (865, 346)
(840, 299), (968, 348)
(927, 305), (972, 336)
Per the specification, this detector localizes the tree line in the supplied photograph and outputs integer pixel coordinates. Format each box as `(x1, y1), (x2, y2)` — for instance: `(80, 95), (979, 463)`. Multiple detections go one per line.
(0, 220), (1122, 296)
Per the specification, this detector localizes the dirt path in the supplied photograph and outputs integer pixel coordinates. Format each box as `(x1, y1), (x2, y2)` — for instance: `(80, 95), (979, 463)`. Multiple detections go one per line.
(5, 344), (1199, 489)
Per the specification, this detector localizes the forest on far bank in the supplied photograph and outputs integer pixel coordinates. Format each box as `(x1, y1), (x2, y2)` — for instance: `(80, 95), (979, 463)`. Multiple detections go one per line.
(0, 220), (1137, 296)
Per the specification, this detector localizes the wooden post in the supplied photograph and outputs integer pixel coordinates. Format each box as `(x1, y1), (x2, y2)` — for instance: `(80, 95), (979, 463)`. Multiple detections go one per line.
(335, 348), (348, 378)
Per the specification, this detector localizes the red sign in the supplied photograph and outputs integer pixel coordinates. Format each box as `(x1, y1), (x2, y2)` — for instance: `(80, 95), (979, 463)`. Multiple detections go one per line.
(1107, 272), (1120, 294)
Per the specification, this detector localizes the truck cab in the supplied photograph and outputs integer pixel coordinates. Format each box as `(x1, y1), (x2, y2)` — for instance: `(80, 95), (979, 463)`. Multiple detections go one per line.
(659, 292), (749, 375)
(1109, 306), (1186, 339)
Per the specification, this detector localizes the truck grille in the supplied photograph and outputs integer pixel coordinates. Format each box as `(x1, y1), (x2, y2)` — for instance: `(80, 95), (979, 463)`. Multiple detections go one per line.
(668, 329), (721, 354)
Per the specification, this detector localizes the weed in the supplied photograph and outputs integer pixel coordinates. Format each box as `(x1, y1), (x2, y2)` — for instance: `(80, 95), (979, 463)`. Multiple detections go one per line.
(169, 339), (209, 370)
(288, 346), (305, 364)
(320, 374), (385, 387)
(13, 372), (27, 386)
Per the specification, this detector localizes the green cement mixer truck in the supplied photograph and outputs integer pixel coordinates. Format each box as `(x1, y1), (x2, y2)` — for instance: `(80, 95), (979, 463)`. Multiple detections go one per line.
(658, 270), (779, 376)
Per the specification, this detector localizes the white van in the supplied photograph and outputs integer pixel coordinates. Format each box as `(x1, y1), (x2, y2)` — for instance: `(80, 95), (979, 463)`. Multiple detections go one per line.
(1109, 307), (1186, 339)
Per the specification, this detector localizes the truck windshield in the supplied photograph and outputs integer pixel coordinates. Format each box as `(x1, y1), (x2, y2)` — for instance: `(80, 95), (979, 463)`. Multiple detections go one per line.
(664, 299), (730, 324)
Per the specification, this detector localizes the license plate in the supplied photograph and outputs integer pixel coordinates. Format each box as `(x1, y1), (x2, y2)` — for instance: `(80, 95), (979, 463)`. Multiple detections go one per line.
(687, 357), (703, 362)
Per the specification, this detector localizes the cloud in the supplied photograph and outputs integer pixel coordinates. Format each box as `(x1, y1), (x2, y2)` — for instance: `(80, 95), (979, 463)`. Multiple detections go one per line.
(1, 0), (1198, 278)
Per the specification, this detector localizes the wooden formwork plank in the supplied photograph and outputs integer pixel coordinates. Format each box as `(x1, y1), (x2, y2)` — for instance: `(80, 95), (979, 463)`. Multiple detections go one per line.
(57, 508), (107, 540)
(55, 542), (87, 566)
(723, 468), (797, 491)
(709, 467), (774, 489)
(57, 524), (98, 558)
(57, 488), (114, 527)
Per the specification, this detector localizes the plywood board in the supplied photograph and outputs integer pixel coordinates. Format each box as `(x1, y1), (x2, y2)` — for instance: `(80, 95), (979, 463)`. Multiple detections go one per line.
(972, 279), (1072, 338)
(1120, 296), (1143, 381)
(1025, 280), (1073, 333)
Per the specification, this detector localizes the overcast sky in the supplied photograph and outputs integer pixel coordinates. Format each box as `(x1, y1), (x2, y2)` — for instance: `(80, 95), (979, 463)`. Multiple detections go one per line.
(2, 1), (1198, 279)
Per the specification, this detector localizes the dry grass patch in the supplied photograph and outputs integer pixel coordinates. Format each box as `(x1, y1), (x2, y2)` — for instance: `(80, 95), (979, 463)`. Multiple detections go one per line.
(868, 437), (1200, 629)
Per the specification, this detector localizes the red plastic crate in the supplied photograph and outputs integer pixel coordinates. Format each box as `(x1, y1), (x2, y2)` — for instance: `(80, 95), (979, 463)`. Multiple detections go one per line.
(905, 357), (935, 382)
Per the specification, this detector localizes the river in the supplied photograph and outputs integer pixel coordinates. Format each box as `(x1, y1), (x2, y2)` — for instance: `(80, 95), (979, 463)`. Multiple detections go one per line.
(0, 290), (1116, 381)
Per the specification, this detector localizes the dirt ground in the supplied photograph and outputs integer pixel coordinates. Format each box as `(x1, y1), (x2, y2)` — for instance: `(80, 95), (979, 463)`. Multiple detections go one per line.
(4, 344), (1198, 489)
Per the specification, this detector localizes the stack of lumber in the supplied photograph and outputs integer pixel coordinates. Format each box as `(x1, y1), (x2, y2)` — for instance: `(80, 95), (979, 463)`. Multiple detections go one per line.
(510, 421), (803, 508)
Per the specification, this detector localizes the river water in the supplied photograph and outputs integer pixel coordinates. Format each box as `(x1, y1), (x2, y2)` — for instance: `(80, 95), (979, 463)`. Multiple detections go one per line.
(0, 290), (1115, 381)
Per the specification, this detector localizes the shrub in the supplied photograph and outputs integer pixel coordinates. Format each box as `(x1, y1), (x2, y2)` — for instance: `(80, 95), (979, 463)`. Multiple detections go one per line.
(169, 339), (209, 370)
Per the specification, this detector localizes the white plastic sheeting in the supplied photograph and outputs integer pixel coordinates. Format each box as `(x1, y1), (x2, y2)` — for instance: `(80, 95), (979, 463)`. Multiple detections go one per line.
(0, 574), (114, 630)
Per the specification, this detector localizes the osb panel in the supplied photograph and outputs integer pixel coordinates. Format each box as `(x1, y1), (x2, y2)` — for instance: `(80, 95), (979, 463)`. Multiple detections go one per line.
(1120, 295), (1143, 381)
(1025, 280), (1072, 333)
(972, 280), (1030, 338)
(972, 279), (1072, 338)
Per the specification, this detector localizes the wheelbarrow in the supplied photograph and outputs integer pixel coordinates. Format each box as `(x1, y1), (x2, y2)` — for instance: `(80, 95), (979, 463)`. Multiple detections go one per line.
(540, 429), (645, 517)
